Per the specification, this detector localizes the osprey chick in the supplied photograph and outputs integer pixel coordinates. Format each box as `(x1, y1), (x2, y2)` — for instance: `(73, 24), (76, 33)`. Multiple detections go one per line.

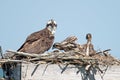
(82, 33), (96, 56)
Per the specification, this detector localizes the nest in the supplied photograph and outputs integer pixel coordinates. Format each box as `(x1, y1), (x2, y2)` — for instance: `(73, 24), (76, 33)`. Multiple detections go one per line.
(1, 36), (120, 66)
(1, 35), (120, 80)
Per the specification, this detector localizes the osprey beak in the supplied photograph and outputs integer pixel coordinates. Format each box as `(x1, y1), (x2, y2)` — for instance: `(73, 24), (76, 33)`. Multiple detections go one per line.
(52, 42), (59, 49)
(52, 44), (56, 49)
(51, 30), (56, 35)
(51, 26), (57, 35)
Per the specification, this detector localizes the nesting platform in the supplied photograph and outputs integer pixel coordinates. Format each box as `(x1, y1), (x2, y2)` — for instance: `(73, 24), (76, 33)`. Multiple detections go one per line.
(1, 62), (120, 80)
(0, 36), (120, 80)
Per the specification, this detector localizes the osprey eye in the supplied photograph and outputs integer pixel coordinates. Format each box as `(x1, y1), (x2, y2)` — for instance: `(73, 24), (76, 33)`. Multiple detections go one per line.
(55, 24), (57, 27)
(47, 24), (51, 27)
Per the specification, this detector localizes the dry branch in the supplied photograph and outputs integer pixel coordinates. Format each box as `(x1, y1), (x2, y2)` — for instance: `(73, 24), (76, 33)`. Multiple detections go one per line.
(5, 48), (119, 66)
(6, 50), (40, 57)
(96, 49), (111, 54)
(0, 59), (27, 63)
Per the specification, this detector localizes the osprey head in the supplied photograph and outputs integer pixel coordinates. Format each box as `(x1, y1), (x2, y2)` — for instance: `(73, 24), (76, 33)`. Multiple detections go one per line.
(52, 42), (61, 49)
(46, 19), (57, 35)
(86, 33), (92, 41)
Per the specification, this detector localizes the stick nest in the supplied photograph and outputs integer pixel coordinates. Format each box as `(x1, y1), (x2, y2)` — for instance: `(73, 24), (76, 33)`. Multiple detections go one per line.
(2, 36), (120, 66)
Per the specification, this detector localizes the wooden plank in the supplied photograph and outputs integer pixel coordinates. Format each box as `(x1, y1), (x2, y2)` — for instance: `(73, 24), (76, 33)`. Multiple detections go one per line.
(12, 63), (21, 80)
(0, 46), (3, 59)
(2, 63), (21, 80)
(19, 63), (120, 80)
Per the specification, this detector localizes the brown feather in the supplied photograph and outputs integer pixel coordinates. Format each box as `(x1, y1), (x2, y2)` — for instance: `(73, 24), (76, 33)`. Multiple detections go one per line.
(17, 27), (54, 54)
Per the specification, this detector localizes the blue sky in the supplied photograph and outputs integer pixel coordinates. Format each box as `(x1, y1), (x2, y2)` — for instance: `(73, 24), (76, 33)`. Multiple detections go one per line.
(0, 0), (120, 58)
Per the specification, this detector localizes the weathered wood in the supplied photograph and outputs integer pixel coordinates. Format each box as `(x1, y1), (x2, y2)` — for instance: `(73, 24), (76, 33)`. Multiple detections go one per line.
(96, 49), (111, 54)
(5, 50), (119, 66)
(0, 59), (27, 63)
(3, 63), (21, 80)
(0, 34), (120, 80)
(0, 78), (5, 80)
(0, 46), (4, 59)
(6, 50), (40, 57)
(2, 62), (120, 80)
(16, 63), (120, 80)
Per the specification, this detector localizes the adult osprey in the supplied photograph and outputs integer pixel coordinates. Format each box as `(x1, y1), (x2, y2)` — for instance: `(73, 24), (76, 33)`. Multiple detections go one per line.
(17, 19), (57, 54)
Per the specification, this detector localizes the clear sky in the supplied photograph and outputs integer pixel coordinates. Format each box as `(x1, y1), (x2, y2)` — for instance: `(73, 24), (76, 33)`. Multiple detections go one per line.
(0, 0), (120, 58)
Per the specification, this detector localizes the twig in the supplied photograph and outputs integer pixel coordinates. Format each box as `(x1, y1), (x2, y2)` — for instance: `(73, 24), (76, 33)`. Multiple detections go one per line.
(24, 63), (29, 80)
(102, 65), (109, 78)
(61, 64), (69, 73)
(6, 50), (40, 57)
(42, 62), (52, 76)
(96, 49), (111, 54)
(31, 64), (40, 76)
(0, 59), (27, 63)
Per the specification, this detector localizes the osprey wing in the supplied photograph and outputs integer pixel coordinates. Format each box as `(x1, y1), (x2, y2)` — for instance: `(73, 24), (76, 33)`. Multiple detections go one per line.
(17, 29), (44, 52)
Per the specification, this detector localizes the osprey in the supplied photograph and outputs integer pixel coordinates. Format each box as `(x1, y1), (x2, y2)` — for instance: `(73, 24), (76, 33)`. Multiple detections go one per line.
(52, 36), (78, 51)
(82, 33), (96, 56)
(17, 19), (57, 54)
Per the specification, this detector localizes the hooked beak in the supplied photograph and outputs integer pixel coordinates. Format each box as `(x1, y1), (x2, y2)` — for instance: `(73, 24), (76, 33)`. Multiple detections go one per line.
(51, 26), (57, 35)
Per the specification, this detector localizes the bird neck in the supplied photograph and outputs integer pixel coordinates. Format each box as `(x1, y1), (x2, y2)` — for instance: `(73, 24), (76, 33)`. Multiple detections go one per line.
(85, 40), (92, 56)
(87, 40), (91, 44)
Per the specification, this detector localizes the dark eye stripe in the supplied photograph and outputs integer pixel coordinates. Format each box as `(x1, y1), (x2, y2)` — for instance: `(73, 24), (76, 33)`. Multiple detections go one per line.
(47, 24), (57, 27)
